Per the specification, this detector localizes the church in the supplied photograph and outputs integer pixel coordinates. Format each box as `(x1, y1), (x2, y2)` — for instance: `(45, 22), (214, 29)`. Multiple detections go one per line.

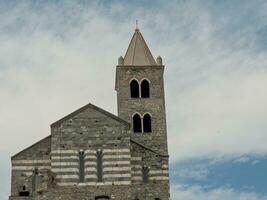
(9, 28), (170, 200)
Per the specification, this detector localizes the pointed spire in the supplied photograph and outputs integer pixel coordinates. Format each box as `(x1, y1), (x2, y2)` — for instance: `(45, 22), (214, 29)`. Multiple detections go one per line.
(123, 28), (157, 66)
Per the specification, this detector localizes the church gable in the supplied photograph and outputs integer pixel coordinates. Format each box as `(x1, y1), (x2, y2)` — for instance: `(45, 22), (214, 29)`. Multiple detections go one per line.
(50, 103), (130, 149)
(51, 103), (129, 129)
(49, 104), (132, 187)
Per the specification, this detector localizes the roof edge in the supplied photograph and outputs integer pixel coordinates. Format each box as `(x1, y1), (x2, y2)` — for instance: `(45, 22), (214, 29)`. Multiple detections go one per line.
(130, 139), (169, 157)
(50, 103), (130, 129)
(11, 135), (51, 160)
(116, 65), (164, 68)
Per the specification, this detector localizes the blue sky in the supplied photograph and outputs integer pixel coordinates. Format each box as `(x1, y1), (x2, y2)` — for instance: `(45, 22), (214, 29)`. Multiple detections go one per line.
(0, 0), (267, 199)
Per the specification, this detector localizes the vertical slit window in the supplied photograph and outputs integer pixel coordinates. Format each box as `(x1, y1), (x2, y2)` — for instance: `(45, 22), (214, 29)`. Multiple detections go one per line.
(79, 151), (85, 182)
(130, 80), (140, 98)
(96, 150), (103, 182)
(141, 79), (150, 98)
(133, 114), (142, 133)
(142, 165), (150, 183)
(143, 114), (152, 133)
(19, 185), (30, 197)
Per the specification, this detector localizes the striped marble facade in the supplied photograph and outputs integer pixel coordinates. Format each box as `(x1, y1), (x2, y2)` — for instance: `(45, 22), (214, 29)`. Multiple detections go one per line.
(50, 148), (131, 186)
(11, 159), (51, 176)
(11, 151), (168, 186)
(131, 157), (169, 183)
(51, 150), (79, 185)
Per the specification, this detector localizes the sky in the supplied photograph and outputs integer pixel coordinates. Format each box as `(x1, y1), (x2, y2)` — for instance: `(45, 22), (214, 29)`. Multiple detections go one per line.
(0, 0), (267, 199)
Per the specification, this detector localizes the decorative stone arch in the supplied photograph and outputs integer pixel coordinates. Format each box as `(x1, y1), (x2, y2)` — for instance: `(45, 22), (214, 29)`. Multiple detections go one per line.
(95, 195), (110, 200)
(131, 112), (143, 118)
(142, 112), (152, 118)
(140, 77), (151, 83)
(129, 78), (140, 84)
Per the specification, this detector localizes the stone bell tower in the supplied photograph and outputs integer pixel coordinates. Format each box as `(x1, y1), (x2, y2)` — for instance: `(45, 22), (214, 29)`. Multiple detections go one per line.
(115, 28), (168, 155)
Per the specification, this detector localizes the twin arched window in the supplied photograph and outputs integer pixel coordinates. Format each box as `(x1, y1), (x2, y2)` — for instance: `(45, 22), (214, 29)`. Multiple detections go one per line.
(133, 113), (152, 133)
(130, 79), (150, 98)
(78, 150), (103, 183)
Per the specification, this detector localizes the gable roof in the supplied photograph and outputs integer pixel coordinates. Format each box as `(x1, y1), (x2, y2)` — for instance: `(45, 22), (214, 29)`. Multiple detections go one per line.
(123, 28), (157, 66)
(50, 103), (130, 128)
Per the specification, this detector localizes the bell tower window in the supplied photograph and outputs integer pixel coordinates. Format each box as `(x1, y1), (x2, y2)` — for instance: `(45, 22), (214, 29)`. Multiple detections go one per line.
(133, 114), (142, 132)
(141, 79), (150, 98)
(143, 114), (152, 133)
(130, 79), (139, 98)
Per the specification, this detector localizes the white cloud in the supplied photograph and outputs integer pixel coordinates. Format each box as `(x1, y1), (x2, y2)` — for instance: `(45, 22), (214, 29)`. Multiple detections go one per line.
(173, 167), (209, 180)
(168, 72), (267, 161)
(160, 1), (267, 161)
(171, 184), (267, 200)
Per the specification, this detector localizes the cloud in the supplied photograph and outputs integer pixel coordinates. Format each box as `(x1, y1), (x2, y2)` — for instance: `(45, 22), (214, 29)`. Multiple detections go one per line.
(171, 184), (267, 200)
(168, 73), (267, 160)
(170, 155), (267, 195)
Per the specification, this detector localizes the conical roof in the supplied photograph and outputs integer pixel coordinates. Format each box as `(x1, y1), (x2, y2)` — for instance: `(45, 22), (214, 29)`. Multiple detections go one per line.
(124, 28), (157, 66)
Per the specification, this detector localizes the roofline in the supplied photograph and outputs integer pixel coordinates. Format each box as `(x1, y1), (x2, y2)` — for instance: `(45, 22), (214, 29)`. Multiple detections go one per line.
(130, 139), (169, 158)
(116, 65), (164, 68)
(50, 103), (130, 128)
(11, 135), (51, 160)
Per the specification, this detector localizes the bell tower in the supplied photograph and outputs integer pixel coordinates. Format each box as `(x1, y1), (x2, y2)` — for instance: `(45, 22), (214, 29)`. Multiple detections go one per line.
(115, 28), (168, 154)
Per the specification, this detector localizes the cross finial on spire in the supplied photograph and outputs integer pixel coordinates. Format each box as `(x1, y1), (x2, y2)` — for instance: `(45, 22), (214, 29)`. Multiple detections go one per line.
(135, 20), (139, 31)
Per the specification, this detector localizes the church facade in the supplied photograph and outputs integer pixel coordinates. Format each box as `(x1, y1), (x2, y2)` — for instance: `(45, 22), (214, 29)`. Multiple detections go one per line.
(9, 28), (170, 200)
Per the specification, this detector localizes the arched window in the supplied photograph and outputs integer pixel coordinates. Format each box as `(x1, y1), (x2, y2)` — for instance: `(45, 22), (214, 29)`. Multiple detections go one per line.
(143, 114), (152, 133)
(142, 165), (150, 183)
(79, 150), (85, 182)
(133, 114), (142, 133)
(141, 79), (150, 98)
(130, 79), (139, 98)
(96, 150), (103, 182)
